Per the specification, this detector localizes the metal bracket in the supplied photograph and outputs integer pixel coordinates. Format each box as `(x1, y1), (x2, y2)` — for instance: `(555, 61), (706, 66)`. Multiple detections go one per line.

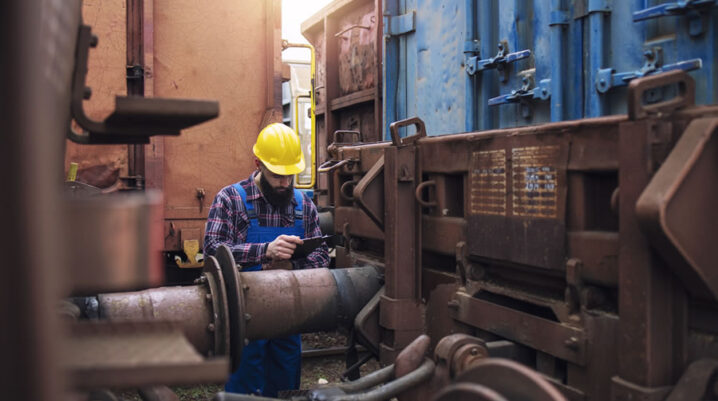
(596, 48), (702, 94)
(69, 24), (219, 145)
(466, 41), (531, 82)
(488, 74), (551, 118)
(383, 10), (416, 38)
(175, 239), (203, 269)
(634, 0), (717, 35)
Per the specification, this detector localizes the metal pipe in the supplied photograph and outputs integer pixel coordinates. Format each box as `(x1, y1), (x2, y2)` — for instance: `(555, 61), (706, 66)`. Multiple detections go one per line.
(335, 365), (395, 393)
(334, 359), (436, 401)
(549, 0), (565, 122)
(243, 266), (382, 340)
(97, 264), (383, 361)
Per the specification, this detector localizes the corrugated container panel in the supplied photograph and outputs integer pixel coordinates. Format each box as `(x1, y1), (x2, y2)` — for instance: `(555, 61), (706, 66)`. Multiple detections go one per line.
(383, 0), (718, 138)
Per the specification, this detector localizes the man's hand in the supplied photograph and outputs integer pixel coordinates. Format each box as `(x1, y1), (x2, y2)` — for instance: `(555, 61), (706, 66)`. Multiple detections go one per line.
(265, 235), (303, 260)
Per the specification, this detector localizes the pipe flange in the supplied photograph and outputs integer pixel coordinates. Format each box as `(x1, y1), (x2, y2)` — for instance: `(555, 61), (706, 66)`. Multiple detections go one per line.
(215, 244), (248, 371)
(202, 255), (230, 358)
(434, 334), (488, 378)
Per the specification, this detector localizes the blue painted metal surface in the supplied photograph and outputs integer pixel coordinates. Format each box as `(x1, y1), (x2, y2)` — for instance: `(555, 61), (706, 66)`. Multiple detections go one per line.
(382, 0), (718, 138)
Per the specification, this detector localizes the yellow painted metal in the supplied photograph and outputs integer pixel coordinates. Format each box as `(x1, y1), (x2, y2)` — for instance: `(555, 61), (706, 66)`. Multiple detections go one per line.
(175, 239), (203, 268)
(67, 162), (79, 181)
(283, 41), (316, 189)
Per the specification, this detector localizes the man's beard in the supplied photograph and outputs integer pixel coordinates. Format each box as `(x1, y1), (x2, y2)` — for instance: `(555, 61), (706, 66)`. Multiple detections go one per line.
(259, 172), (294, 208)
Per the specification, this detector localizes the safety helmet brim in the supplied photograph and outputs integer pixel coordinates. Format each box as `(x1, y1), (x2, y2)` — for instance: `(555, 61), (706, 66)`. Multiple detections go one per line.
(254, 145), (306, 176)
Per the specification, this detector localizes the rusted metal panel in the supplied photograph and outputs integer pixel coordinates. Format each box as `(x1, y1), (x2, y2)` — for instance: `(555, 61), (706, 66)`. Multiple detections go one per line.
(467, 135), (570, 270)
(157, 0), (282, 250)
(452, 291), (587, 366)
(302, 0), (382, 205)
(66, 1), (282, 252)
(636, 117), (718, 300)
(65, 0), (129, 189)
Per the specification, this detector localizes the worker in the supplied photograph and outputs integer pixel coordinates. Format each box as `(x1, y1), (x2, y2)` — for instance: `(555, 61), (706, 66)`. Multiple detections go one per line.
(204, 123), (330, 396)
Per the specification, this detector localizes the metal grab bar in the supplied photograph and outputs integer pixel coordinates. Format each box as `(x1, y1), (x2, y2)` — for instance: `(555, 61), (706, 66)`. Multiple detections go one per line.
(318, 159), (351, 173)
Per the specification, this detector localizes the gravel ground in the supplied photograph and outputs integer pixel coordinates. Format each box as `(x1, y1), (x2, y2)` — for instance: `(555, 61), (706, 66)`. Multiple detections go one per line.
(116, 331), (380, 401)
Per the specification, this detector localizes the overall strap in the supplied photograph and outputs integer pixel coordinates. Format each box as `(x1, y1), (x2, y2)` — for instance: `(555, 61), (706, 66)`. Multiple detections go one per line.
(232, 182), (257, 220)
(293, 189), (304, 222)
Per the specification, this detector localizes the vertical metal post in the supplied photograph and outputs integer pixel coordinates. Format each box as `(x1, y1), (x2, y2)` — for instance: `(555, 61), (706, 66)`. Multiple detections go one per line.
(380, 138), (423, 365)
(1, 0), (73, 399)
(614, 119), (684, 396)
(127, 0), (145, 182)
(586, 2), (609, 117)
(549, 0), (565, 122)
(478, 0), (496, 130)
(143, 0), (163, 192)
(325, 15), (339, 144)
(464, 0), (478, 132)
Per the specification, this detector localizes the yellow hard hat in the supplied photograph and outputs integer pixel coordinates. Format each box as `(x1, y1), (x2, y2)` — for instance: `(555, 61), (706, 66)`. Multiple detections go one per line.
(253, 123), (306, 175)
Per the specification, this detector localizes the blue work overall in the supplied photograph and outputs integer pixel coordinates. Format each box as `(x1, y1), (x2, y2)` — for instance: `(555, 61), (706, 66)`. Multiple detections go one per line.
(225, 183), (304, 396)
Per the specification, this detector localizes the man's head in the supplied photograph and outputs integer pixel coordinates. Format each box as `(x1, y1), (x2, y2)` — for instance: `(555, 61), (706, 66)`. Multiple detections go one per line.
(253, 123), (305, 207)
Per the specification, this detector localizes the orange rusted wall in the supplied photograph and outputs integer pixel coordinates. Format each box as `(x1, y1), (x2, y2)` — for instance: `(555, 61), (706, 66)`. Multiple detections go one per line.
(65, 0), (282, 253)
(65, 0), (128, 189)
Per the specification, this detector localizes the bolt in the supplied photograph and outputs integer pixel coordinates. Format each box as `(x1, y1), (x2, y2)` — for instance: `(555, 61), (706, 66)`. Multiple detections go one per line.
(564, 337), (579, 350)
(205, 293), (212, 302)
(244, 313), (252, 321)
(244, 339), (250, 346)
(207, 323), (216, 332)
(470, 347), (479, 356)
(83, 86), (92, 100)
(89, 34), (98, 48)
(198, 276), (207, 284)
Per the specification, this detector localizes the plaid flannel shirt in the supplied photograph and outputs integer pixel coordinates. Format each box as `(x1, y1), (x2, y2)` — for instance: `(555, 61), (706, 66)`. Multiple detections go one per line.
(203, 170), (329, 269)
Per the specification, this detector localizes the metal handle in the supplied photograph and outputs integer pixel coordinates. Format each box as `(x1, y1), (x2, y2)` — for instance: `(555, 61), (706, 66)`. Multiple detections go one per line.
(340, 180), (357, 202)
(627, 70), (695, 120)
(415, 180), (437, 207)
(318, 159), (350, 173)
(333, 130), (362, 145)
(389, 117), (427, 146)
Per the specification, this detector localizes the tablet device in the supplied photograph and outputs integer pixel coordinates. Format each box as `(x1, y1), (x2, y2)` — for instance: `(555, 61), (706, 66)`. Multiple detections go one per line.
(292, 235), (332, 259)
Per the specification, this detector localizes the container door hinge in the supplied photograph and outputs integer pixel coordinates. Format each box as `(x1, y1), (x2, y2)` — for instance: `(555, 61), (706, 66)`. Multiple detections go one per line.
(488, 73), (551, 119)
(596, 47), (702, 94)
(466, 41), (531, 82)
(383, 10), (416, 39)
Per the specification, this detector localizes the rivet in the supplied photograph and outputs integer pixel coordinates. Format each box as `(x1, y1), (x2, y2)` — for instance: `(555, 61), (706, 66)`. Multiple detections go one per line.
(207, 323), (215, 332)
(244, 313), (252, 321)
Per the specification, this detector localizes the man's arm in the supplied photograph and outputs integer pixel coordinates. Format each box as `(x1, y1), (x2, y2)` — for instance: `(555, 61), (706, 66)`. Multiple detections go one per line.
(293, 197), (330, 269)
(203, 186), (268, 266)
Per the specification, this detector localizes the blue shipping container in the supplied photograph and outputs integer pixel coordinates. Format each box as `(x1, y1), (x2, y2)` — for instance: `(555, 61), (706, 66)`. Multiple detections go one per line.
(383, 0), (718, 138)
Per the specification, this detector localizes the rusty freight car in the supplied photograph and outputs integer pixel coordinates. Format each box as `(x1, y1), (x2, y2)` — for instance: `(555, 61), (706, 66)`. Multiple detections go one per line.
(299, 0), (718, 400)
(64, 0), (284, 277)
